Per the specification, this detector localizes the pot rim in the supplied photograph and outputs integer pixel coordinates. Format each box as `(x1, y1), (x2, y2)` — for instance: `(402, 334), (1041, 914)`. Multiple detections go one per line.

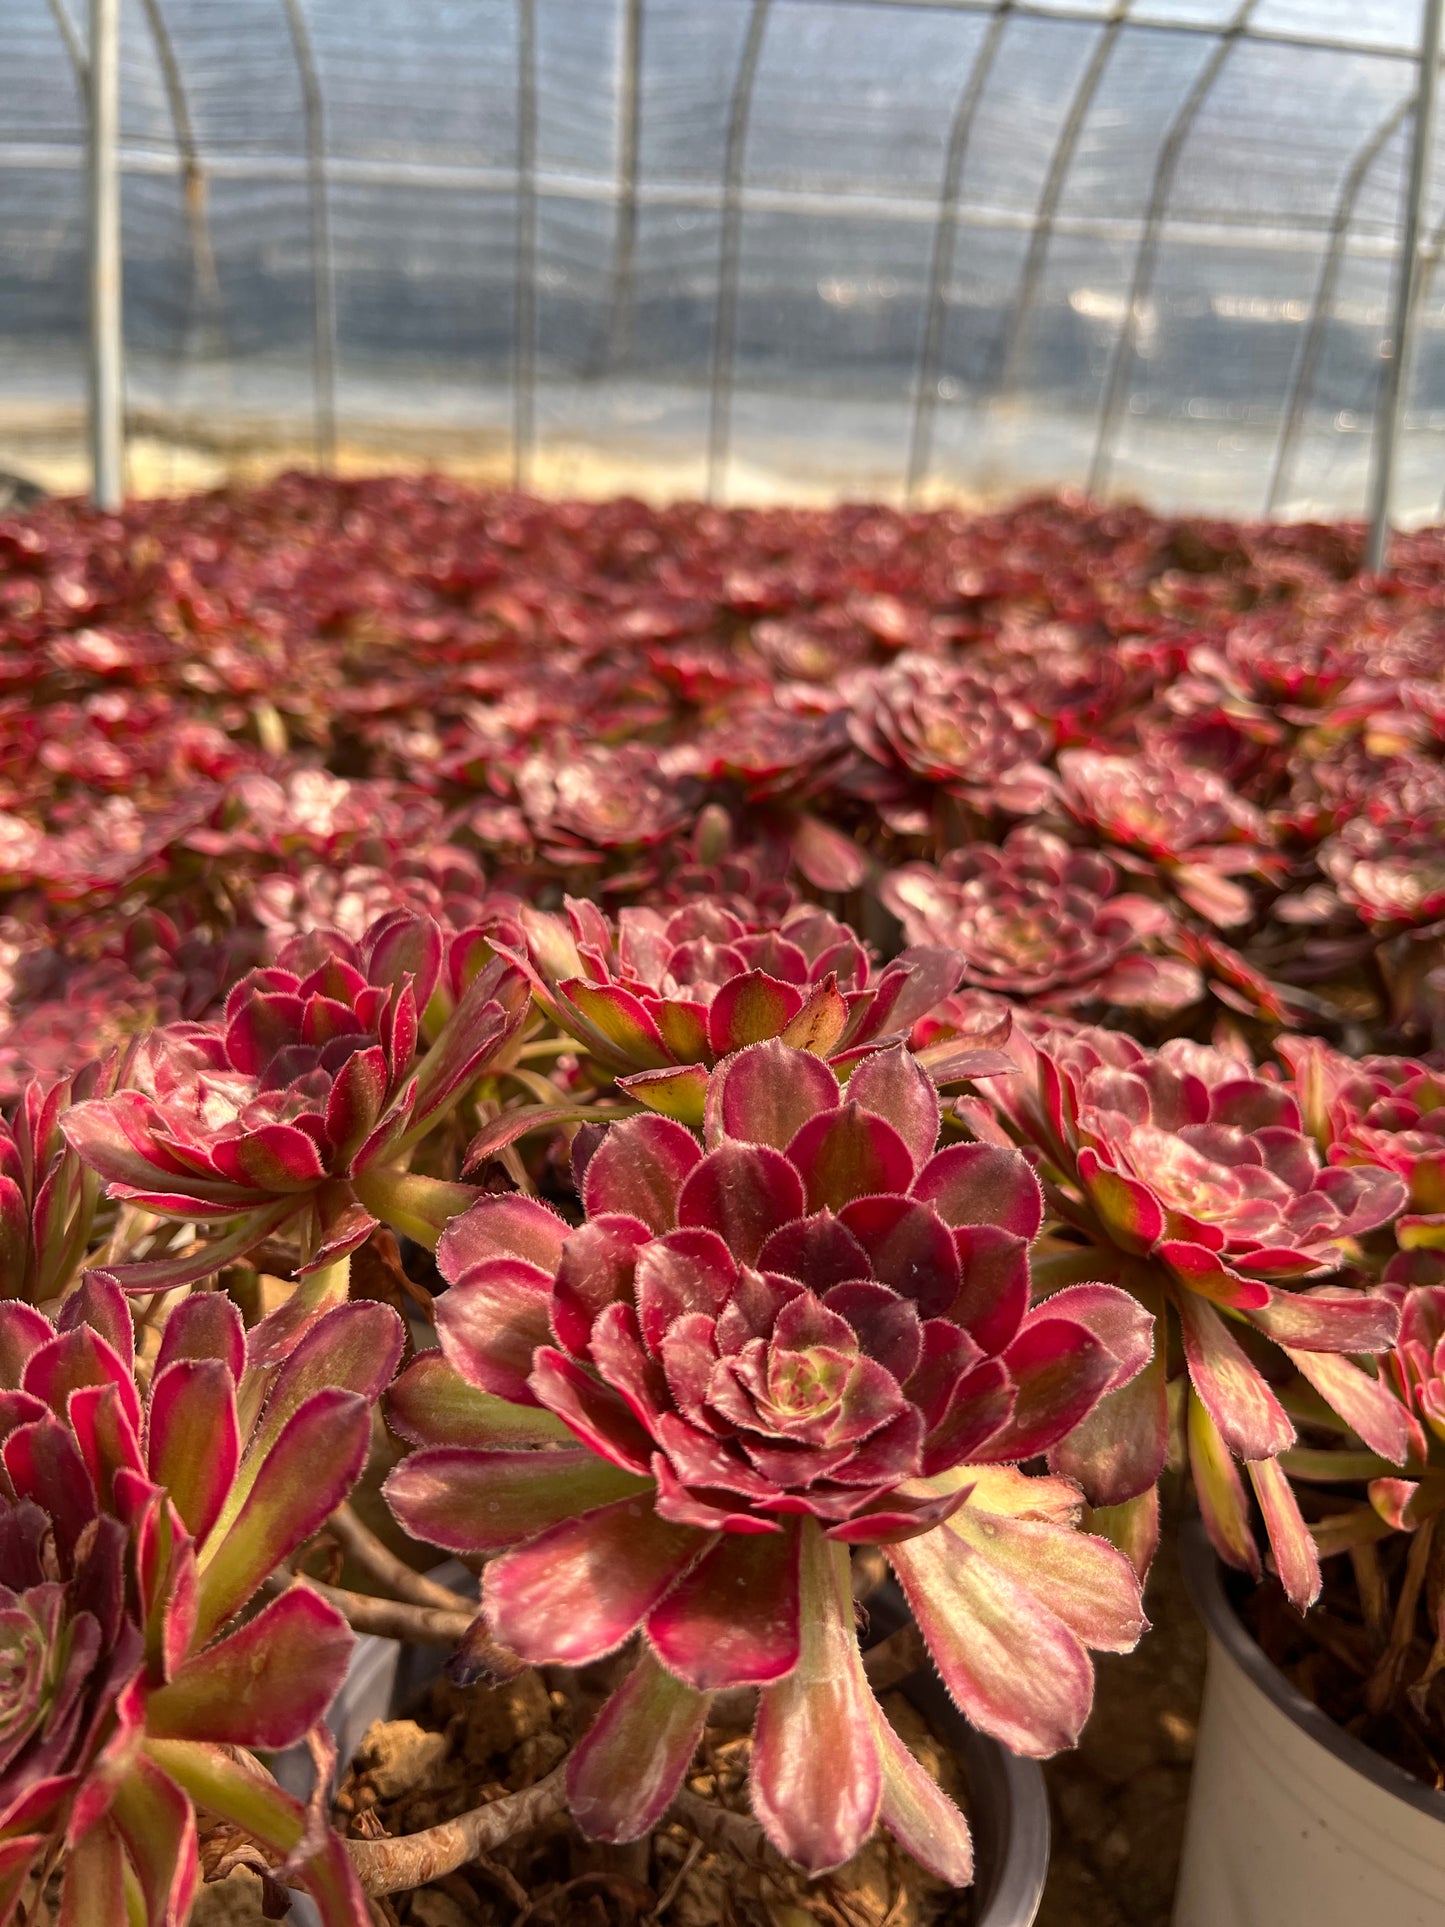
(1181, 1517), (1445, 1823)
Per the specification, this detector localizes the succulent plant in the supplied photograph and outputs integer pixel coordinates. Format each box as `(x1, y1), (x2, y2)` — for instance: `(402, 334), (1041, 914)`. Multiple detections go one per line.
(60, 913), (529, 1290)
(0, 1279), (400, 1924)
(881, 827), (1201, 1015)
(962, 1024), (1408, 1603)
(384, 1040), (1148, 1878)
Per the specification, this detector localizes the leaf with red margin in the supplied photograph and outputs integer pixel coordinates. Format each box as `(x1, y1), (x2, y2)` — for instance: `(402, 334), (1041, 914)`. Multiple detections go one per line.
(566, 1649), (711, 1843)
(438, 1193), (570, 1279)
(778, 977), (850, 1058)
(787, 1106), (916, 1214)
(436, 1262), (553, 1404)
(1157, 1241), (1270, 1311)
(846, 1046), (941, 1170)
(1187, 1390), (1260, 1580)
(551, 1215), (651, 1358)
(386, 1352), (574, 1449)
(751, 1521), (881, 1874)
(384, 1446), (649, 1553)
(981, 1317), (1116, 1461)
(887, 1517), (1095, 1758)
(147, 1360), (239, 1545)
(23, 1326), (141, 1437)
(482, 1496), (709, 1665)
(948, 1505), (1145, 1653)
(1050, 1340), (1168, 1511)
(560, 979), (675, 1070)
(56, 1815), (127, 1927)
(0, 1301), (56, 1390)
(0, 1836), (46, 1922)
(1175, 1292), (1293, 1462)
(145, 1588), (353, 1749)
(870, 1699), (973, 1887)
(528, 1346), (656, 1473)
(1247, 1456), (1321, 1610)
(912, 1143), (1042, 1238)
(646, 1525), (801, 1688)
(676, 1143), (805, 1264)
(1249, 1287), (1400, 1354)
(582, 1116), (702, 1233)
(839, 1197), (960, 1314)
(154, 1294), (245, 1382)
(1075, 1149), (1163, 1255)
(707, 972), (806, 1057)
(195, 1388), (370, 1644)
(1284, 1348), (1410, 1465)
(704, 1039), (838, 1152)
(920, 1360), (1014, 1476)
(619, 1064), (710, 1127)
(56, 1273), (134, 1370)
(3, 1417), (94, 1560)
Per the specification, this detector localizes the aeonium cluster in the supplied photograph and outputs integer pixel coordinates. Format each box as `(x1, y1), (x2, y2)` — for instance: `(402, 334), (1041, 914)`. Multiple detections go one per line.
(383, 1041), (1149, 1877)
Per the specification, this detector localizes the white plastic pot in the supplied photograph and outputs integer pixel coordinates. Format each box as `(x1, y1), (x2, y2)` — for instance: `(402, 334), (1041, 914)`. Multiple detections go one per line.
(275, 1571), (1050, 1927)
(1173, 1522), (1445, 1927)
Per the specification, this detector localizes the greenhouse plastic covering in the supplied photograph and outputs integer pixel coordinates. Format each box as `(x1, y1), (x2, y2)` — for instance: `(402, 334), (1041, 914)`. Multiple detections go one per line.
(3, 0), (1445, 516)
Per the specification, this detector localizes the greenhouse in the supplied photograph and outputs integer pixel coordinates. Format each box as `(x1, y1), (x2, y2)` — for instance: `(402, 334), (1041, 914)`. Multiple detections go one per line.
(2, 3), (1445, 1925)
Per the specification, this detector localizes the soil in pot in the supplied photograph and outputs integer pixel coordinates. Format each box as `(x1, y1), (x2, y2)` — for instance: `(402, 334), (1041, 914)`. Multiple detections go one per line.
(1238, 1533), (1445, 1792)
(332, 1664), (979, 1927)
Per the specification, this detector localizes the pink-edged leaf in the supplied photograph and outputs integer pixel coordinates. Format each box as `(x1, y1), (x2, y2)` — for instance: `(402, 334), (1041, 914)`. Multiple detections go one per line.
(482, 1496), (707, 1665)
(704, 1039), (838, 1152)
(69, 1381), (146, 1510)
(384, 1446), (649, 1553)
(846, 1046), (941, 1169)
(950, 1505), (1145, 1653)
(146, 1587), (353, 1748)
(951, 1226), (1031, 1355)
(154, 1293), (245, 1382)
(3, 1417), (94, 1559)
(1247, 1456), (1321, 1610)
(566, 1649), (711, 1843)
(146, 1359), (240, 1545)
(438, 1192), (569, 1280)
(108, 1751), (200, 1927)
(1176, 1291), (1293, 1461)
(1088, 1488), (1161, 1583)
(246, 1301), (404, 1470)
(436, 1262), (553, 1404)
(646, 1525), (801, 1688)
(323, 1046), (390, 1166)
(983, 1317), (1115, 1461)
(528, 1346), (657, 1473)
(0, 1302), (57, 1390)
(56, 1273), (134, 1370)
(751, 1522), (881, 1875)
(23, 1326), (142, 1437)
(386, 1351), (574, 1449)
(706, 972), (806, 1058)
(871, 1701), (973, 1888)
(787, 1104), (916, 1213)
(676, 1143), (805, 1264)
(1038, 1283), (1154, 1390)
(1076, 1148), (1164, 1254)
(551, 1214), (651, 1357)
(635, 1230), (739, 1353)
(921, 1359), (1015, 1475)
(561, 979), (675, 1070)
(838, 1196), (960, 1315)
(195, 1387), (370, 1644)
(1284, 1348), (1410, 1465)
(0, 1836), (46, 1922)
(57, 1816), (127, 1927)
(790, 812), (868, 893)
(1050, 1341), (1168, 1510)
(1157, 1241), (1270, 1311)
(618, 1064), (710, 1127)
(582, 1116), (702, 1233)
(911, 1143), (1042, 1238)
(1187, 1390), (1261, 1579)
(1249, 1288), (1401, 1355)
(1370, 1478), (1428, 1531)
(778, 976), (850, 1057)
(368, 912), (444, 1014)
(209, 1123), (329, 1195)
(888, 1518), (1095, 1757)
(464, 1103), (604, 1170)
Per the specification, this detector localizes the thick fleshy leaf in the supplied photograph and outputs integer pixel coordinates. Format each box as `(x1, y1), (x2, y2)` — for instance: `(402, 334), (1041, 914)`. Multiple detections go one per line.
(1050, 1341), (1168, 1510)
(871, 1701), (973, 1888)
(1187, 1391), (1260, 1579)
(146, 1587), (353, 1747)
(888, 1516), (1095, 1757)
(582, 1116), (702, 1233)
(1247, 1455), (1321, 1610)
(787, 1106), (916, 1214)
(984, 1316), (1115, 1460)
(109, 1751), (200, 1927)
(386, 1351), (574, 1448)
(23, 1326), (142, 1438)
(635, 1230), (738, 1353)
(4, 1417), (94, 1559)
(911, 1143), (1042, 1238)
(1284, 1348), (1410, 1465)
(707, 972), (806, 1057)
(562, 978), (675, 1070)
(751, 1522), (881, 1874)
(195, 1387), (370, 1643)
(483, 1496), (707, 1664)
(529, 1345), (656, 1472)
(1176, 1292), (1293, 1462)
(677, 1143), (805, 1264)
(57, 1816), (126, 1927)
(838, 1196), (960, 1314)
(705, 1039), (838, 1152)
(57, 1273), (134, 1370)
(846, 1047), (941, 1169)
(384, 1446), (649, 1553)
(0, 1302), (57, 1391)
(646, 1525), (801, 1688)
(949, 1506), (1146, 1653)
(1249, 1288), (1401, 1355)
(1038, 1284), (1154, 1390)
(951, 1226), (1032, 1354)
(437, 1262), (553, 1403)
(154, 1294), (245, 1382)
(551, 1215), (651, 1357)
(147, 1360), (240, 1544)
(1157, 1241), (1270, 1311)
(778, 977), (850, 1057)
(438, 1192), (569, 1280)
(566, 1649), (711, 1843)
(619, 1064), (710, 1126)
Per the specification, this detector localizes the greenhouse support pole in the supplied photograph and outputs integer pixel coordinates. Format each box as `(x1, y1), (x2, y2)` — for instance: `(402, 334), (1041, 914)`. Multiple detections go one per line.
(1366, 0), (1443, 574)
(87, 0), (123, 510)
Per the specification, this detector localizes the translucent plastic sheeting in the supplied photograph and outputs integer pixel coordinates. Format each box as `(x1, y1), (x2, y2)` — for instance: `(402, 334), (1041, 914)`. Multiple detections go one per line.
(2, 0), (1445, 517)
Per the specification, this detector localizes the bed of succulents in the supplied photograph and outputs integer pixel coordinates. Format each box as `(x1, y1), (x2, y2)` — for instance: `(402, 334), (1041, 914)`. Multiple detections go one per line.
(2, 474), (1445, 1923)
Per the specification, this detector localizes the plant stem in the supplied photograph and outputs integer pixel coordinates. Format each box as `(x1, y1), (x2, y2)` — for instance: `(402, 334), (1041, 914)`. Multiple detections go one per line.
(351, 1167), (476, 1249)
(345, 1765), (568, 1896)
(276, 1572), (475, 1647)
(327, 1503), (477, 1615)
